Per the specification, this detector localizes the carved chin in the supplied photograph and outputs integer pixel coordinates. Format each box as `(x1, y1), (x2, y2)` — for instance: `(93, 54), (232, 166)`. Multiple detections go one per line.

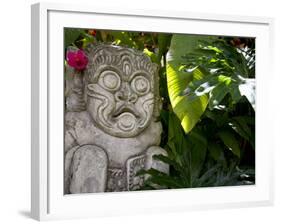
(115, 112), (137, 132)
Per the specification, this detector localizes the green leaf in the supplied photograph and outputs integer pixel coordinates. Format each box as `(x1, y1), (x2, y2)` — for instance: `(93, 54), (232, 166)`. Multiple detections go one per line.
(189, 131), (207, 180)
(208, 142), (224, 161)
(208, 82), (229, 110)
(218, 131), (240, 157)
(230, 116), (255, 147)
(182, 72), (219, 98)
(157, 34), (172, 62)
(167, 112), (187, 160)
(218, 75), (232, 85)
(166, 34), (217, 133)
(161, 112), (208, 186)
(233, 117), (253, 135)
(64, 28), (84, 48)
(141, 168), (183, 188)
(80, 33), (95, 48)
(228, 120), (250, 142)
(111, 31), (138, 48)
(229, 83), (242, 103)
(143, 48), (158, 63)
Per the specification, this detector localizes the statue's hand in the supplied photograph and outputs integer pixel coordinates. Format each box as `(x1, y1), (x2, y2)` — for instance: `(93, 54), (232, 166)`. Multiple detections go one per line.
(65, 145), (108, 194)
(145, 146), (169, 174)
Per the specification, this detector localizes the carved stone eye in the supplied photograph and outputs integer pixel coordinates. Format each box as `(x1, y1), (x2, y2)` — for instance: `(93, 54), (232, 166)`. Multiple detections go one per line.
(131, 76), (150, 95)
(99, 70), (121, 91)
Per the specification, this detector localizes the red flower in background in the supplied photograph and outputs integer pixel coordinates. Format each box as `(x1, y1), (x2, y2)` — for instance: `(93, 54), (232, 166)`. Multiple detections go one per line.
(66, 49), (88, 71)
(88, 29), (97, 36)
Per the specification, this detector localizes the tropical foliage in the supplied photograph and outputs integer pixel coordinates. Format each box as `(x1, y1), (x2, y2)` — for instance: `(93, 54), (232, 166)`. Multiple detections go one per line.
(64, 28), (255, 189)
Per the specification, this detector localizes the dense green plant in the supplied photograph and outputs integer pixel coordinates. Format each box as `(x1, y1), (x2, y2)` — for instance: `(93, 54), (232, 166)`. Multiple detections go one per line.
(142, 35), (255, 189)
(139, 111), (254, 189)
(64, 28), (255, 189)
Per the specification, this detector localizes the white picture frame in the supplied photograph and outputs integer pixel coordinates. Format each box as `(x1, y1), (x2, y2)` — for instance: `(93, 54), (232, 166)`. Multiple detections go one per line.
(31, 2), (274, 221)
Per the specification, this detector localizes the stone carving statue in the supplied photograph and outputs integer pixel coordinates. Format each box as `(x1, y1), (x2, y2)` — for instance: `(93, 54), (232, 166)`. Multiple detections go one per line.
(64, 44), (168, 194)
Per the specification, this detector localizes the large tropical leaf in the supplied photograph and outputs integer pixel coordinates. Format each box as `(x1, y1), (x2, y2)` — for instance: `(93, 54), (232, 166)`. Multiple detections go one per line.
(166, 34), (214, 133)
(182, 39), (255, 110)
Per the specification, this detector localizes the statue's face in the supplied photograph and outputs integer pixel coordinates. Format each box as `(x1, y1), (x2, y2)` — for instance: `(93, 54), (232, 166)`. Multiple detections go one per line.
(86, 46), (156, 137)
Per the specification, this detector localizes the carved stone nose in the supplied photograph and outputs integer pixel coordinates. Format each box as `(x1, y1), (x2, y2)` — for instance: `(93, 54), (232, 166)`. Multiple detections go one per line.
(115, 83), (137, 103)
(115, 91), (137, 103)
(128, 93), (137, 103)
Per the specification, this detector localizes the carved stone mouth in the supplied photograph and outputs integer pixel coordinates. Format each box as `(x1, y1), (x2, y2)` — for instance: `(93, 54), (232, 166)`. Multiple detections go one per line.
(113, 105), (140, 119)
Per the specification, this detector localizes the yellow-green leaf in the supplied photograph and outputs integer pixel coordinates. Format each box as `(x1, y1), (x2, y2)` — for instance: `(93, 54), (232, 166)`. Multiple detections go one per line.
(166, 34), (215, 133)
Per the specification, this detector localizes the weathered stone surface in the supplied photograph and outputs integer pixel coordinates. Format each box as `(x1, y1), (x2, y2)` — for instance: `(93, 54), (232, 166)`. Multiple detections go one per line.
(126, 154), (146, 190)
(65, 69), (86, 112)
(64, 44), (168, 194)
(69, 145), (108, 194)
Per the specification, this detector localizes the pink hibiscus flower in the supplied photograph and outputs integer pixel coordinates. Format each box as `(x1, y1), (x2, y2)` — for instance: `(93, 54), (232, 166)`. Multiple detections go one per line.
(66, 49), (88, 71)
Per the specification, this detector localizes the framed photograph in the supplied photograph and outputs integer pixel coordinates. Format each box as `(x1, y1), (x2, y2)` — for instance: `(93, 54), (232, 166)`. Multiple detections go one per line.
(31, 2), (274, 221)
